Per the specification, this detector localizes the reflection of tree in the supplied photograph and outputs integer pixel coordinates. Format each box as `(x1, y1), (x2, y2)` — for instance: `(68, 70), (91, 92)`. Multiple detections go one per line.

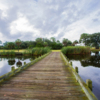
(8, 59), (15, 65)
(67, 54), (90, 61)
(16, 61), (22, 67)
(81, 52), (100, 67)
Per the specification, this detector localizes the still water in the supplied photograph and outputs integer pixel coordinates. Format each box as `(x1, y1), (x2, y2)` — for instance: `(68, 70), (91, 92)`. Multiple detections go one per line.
(0, 56), (35, 76)
(67, 52), (100, 100)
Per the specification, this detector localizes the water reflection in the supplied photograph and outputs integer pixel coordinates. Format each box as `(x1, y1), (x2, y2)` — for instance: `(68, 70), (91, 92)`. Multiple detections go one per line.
(67, 51), (100, 99)
(8, 59), (15, 65)
(16, 61), (22, 67)
(0, 55), (36, 76)
(81, 52), (100, 68)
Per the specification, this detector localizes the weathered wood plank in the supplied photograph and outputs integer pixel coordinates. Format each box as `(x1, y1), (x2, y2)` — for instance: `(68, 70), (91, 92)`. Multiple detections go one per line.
(0, 52), (88, 100)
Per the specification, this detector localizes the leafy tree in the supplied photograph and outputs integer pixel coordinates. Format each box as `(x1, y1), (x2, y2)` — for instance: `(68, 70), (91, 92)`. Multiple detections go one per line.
(36, 38), (43, 47)
(15, 39), (21, 52)
(72, 40), (78, 46)
(79, 33), (100, 49)
(43, 42), (48, 47)
(50, 37), (56, 42)
(7, 42), (15, 49)
(67, 40), (72, 46)
(62, 38), (68, 46)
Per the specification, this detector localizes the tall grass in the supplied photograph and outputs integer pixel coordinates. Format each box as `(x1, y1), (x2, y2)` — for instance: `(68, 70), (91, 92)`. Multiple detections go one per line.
(23, 47), (51, 56)
(0, 50), (15, 56)
(61, 46), (91, 55)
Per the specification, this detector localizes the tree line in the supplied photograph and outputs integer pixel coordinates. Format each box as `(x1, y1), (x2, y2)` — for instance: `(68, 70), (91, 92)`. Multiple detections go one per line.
(0, 32), (99, 50)
(0, 37), (78, 50)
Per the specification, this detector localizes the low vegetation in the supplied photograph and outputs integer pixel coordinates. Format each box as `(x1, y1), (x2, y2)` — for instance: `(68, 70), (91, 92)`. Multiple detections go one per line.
(0, 51), (15, 56)
(23, 47), (51, 56)
(61, 46), (91, 55)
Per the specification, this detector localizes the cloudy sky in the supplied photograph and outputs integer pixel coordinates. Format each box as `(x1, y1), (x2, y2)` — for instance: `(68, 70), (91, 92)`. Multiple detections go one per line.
(0, 0), (100, 43)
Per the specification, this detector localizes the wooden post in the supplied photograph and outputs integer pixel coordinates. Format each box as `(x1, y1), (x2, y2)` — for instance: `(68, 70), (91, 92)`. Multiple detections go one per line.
(75, 67), (78, 73)
(86, 79), (92, 91)
(11, 66), (15, 72)
(70, 62), (72, 66)
(24, 62), (26, 65)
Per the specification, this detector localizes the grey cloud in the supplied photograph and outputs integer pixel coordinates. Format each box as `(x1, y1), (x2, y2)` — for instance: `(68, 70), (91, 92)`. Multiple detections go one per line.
(0, 0), (100, 42)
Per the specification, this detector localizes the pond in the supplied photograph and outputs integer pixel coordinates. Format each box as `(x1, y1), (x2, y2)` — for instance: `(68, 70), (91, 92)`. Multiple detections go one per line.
(66, 51), (100, 100)
(0, 56), (35, 76)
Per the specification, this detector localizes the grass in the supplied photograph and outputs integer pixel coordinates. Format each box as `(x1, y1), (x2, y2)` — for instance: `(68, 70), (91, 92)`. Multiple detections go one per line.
(0, 50), (16, 56)
(0, 49), (26, 53)
(90, 47), (100, 52)
(52, 50), (61, 52)
(61, 46), (91, 55)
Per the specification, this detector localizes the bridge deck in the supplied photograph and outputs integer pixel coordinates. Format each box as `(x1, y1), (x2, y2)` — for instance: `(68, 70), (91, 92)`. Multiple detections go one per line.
(0, 52), (88, 100)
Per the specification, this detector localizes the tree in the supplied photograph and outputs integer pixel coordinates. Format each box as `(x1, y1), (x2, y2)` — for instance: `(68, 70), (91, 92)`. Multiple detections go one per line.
(36, 38), (43, 47)
(15, 39), (21, 52)
(79, 33), (100, 49)
(7, 42), (15, 49)
(50, 37), (56, 42)
(62, 38), (68, 46)
(43, 42), (48, 47)
(73, 40), (78, 46)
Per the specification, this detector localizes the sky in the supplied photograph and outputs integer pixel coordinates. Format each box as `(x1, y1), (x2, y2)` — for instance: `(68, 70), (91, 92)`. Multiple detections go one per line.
(0, 0), (100, 43)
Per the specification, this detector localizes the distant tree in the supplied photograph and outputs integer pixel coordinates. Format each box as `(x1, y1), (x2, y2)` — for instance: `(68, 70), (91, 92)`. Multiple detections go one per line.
(7, 42), (15, 49)
(62, 38), (68, 46)
(15, 39), (21, 52)
(36, 38), (43, 47)
(73, 40), (78, 46)
(79, 33), (100, 49)
(50, 37), (56, 42)
(67, 40), (72, 46)
(36, 38), (43, 43)
(43, 42), (48, 47)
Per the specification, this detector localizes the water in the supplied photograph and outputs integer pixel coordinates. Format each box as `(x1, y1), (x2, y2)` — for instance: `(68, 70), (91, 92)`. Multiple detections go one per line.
(0, 56), (35, 76)
(67, 52), (100, 100)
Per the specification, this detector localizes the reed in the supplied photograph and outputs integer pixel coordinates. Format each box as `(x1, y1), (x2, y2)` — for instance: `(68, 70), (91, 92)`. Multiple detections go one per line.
(23, 47), (51, 56)
(0, 50), (15, 56)
(61, 46), (91, 55)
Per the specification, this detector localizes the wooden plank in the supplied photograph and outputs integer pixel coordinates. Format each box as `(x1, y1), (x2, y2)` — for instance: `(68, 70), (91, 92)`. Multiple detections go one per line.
(0, 52), (88, 100)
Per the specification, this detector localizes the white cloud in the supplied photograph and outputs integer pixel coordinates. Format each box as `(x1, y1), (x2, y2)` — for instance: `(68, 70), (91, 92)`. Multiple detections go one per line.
(10, 15), (40, 37)
(0, 0), (100, 42)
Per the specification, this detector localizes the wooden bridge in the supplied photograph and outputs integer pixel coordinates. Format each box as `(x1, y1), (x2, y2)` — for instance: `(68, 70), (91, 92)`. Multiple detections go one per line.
(0, 52), (97, 100)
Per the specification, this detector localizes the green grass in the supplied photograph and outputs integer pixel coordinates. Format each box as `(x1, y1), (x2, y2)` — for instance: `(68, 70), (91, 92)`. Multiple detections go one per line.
(0, 49), (26, 53)
(61, 46), (91, 55)
(52, 50), (61, 52)
(90, 48), (100, 52)
(0, 50), (16, 56)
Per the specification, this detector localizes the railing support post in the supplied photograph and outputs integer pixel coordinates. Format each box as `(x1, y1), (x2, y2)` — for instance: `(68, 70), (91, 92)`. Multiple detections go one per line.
(11, 66), (15, 72)
(75, 67), (78, 73)
(86, 79), (92, 91)
(24, 62), (26, 65)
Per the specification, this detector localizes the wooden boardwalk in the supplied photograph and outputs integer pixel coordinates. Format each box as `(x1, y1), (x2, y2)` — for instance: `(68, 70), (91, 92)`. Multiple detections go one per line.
(0, 52), (88, 100)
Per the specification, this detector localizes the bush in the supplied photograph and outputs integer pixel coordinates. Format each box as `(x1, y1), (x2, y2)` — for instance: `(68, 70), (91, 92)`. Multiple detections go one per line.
(61, 46), (91, 55)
